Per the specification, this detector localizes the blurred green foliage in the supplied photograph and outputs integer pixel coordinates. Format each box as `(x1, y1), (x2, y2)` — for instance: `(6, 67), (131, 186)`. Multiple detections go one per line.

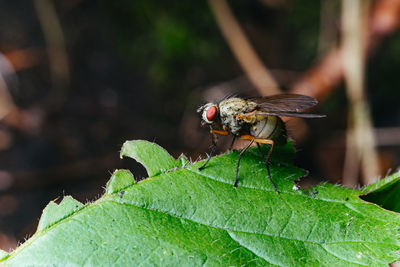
(101, 0), (229, 92)
(287, 0), (321, 68)
(100, 0), (331, 91)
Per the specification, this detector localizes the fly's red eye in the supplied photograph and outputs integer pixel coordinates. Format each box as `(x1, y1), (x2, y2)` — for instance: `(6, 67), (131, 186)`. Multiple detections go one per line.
(206, 106), (217, 121)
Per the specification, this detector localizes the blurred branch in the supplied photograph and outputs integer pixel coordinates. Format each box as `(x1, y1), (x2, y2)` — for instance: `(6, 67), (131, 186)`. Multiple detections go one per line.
(0, 53), (42, 133)
(368, 0), (400, 49)
(208, 0), (280, 96)
(34, 0), (70, 105)
(341, 0), (379, 186)
(375, 127), (400, 146)
(3, 48), (45, 72)
(258, 0), (286, 8)
(290, 0), (400, 100)
(317, 0), (339, 56)
(342, 0), (366, 186)
(0, 54), (15, 120)
(2, 106), (43, 134)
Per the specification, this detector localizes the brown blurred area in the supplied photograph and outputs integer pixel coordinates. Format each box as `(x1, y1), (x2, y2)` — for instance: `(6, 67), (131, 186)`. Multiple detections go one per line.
(0, 0), (400, 252)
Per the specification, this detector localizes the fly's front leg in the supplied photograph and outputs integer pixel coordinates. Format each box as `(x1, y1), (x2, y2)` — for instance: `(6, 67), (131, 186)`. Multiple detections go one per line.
(198, 128), (229, 171)
(198, 132), (216, 171)
(234, 139), (254, 188)
(210, 129), (229, 136)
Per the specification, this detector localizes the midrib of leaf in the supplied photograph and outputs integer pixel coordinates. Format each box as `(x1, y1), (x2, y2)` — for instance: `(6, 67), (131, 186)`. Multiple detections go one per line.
(104, 197), (371, 266)
(108, 191), (394, 246)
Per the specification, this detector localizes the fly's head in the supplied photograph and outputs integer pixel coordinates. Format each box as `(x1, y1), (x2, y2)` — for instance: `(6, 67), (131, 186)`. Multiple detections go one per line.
(197, 103), (219, 126)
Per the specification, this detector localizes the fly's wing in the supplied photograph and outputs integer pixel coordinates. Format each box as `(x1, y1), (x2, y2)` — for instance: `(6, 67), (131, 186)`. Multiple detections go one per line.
(245, 94), (325, 118)
(247, 111), (326, 118)
(247, 94), (319, 112)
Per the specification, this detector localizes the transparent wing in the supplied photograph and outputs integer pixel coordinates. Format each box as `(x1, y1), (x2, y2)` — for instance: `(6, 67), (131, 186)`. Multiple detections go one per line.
(247, 94), (319, 112)
(243, 111), (326, 118)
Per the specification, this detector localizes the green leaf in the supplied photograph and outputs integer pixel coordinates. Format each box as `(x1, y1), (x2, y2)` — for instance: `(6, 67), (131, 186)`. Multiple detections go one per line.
(0, 250), (9, 261)
(105, 169), (136, 195)
(37, 196), (84, 231)
(120, 140), (187, 176)
(2, 140), (400, 266)
(361, 172), (400, 213)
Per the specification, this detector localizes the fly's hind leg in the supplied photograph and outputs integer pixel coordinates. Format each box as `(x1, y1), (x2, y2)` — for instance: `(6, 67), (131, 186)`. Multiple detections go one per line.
(228, 136), (236, 151)
(240, 135), (279, 193)
(198, 129), (229, 171)
(256, 143), (279, 193)
(234, 139), (254, 187)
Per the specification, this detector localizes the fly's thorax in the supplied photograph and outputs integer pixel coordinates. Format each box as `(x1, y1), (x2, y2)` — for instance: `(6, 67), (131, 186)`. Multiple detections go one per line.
(218, 98), (256, 116)
(250, 116), (287, 145)
(218, 98), (257, 135)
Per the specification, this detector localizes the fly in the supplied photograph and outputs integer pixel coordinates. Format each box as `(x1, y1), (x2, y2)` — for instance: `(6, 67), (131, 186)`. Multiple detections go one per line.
(197, 93), (325, 193)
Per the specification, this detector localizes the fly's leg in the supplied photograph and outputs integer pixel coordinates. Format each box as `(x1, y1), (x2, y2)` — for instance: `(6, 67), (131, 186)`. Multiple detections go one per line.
(228, 136), (236, 151)
(256, 143), (280, 193)
(198, 129), (229, 171)
(210, 129), (229, 136)
(234, 139), (254, 188)
(239, 135), (279, 193)
(198, 132), (217, 171)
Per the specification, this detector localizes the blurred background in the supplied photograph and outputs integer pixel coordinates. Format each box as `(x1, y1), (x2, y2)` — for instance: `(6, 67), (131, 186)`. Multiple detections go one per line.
(0, 0), (399, 252)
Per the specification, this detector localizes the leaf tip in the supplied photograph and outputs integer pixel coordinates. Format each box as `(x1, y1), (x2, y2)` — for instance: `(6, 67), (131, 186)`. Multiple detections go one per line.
(37, 196), (84, 231)
(361, 170), (400, 195)
(360, 171), (400, 213)
(120, 139), (183, 177)
(106, 169), (135, 195)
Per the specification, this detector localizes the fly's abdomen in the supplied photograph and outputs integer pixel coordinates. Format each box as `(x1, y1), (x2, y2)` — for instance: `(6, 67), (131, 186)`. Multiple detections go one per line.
(249, 116), (287, 145)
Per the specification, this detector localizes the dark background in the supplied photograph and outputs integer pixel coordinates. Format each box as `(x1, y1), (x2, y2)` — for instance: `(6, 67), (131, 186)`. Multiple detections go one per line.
(0, 0), (399, 250)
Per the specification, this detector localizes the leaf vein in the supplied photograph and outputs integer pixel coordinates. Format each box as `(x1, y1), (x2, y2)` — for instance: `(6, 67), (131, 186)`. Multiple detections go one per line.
(226, 231), (282, 267)
(109, 200), (396, 247)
